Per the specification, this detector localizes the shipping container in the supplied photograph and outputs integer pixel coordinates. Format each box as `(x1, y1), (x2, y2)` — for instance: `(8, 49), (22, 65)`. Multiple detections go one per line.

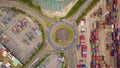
(91, 61), (97, 66)
(77, 65), (82, 68)
(110, 49), (118, 57)
(113, 0), (118, 5)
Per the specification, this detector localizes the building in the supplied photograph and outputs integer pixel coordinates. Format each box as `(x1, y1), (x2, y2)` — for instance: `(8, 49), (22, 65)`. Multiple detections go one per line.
(38, 0), (77, 17)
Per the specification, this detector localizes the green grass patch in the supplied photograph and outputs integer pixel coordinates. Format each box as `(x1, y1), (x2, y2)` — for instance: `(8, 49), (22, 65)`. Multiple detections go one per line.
(76, 0), (100, 25)
(17, 0), (41, 12)
(52, 25), (74, 46)
(60, 52), (64, 58)
(60, 52), (66, 68)
(11, 7), (25, 14)
(61, 0), (85, 18)
(43, 20), (51, 27)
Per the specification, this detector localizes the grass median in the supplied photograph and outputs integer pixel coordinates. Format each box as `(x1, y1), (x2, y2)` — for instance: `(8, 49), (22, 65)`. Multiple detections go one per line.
(11, 7), (25, 14)
(61, 0), (85, 18)
(76, 0), (100, 25)
(43, 19), (51, 27)
(60, 52), (67, 68)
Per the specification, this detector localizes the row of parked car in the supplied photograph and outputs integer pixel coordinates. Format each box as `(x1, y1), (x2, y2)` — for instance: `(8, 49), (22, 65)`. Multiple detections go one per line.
(11, 18), (28, 34)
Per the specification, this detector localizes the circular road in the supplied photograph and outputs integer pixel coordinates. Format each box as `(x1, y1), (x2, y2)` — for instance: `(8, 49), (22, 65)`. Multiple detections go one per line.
(47, 20), (78, 50)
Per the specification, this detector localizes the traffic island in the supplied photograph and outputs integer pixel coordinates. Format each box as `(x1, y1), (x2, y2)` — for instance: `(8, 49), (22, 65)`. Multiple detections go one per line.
(52, 25), (74, 46)
(47, 20), (78, 50)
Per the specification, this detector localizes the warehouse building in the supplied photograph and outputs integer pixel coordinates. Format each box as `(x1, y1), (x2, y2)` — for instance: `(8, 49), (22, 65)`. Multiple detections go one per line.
(38, 0), (77, 17)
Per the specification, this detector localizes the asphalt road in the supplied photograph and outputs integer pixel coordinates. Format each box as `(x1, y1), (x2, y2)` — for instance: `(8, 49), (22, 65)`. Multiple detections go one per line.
(46, 20), (79, 68)
(64, 48), (77, 68)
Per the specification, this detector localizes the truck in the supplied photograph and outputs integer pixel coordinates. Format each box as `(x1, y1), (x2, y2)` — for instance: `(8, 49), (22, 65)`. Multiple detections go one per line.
(80, 35), (85, 45)
(81, 45), (87, 58)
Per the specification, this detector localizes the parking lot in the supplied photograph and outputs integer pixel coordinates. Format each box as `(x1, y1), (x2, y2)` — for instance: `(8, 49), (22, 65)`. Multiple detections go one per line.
(0, 7), (43, 63)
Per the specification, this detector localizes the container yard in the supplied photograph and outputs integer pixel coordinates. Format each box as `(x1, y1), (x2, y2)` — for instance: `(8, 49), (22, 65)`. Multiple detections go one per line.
(76, 0), (120, 68)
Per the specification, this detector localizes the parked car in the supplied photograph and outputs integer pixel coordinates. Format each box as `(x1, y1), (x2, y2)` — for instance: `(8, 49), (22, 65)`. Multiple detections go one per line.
(77, 45), (81, 50)
(81, 28), (86, 33)
(82, 64), (87, 68)
(77, 64), (87, 68)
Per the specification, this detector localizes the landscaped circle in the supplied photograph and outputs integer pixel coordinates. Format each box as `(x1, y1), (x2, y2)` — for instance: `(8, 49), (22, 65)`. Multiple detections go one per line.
(56, 28), (69, 42)
(52, 25), (74, 46)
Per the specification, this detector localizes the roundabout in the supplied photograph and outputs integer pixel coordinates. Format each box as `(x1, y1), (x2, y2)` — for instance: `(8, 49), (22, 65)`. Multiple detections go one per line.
(47, 20), (78, 50)
(52, 24), (74, 46)
(56, 28), (70, 42)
